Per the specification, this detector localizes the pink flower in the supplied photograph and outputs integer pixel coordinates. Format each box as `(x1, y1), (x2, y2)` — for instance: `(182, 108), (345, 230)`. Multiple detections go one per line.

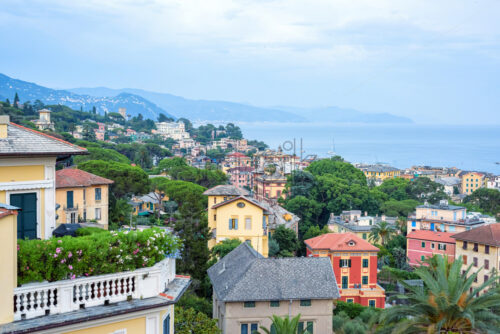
(71, 275), (76, 280)
(17, 245), (20, 251)
(60, 259), (66, 263)
(68, 265), (73, 270)
(68, 252), (72, 258)
(57, 240), (62, 244)
(55, 248), (61, 254)
(133, 248), (139, 255)
(26, 266), (29, 270)
(85, 273), (89, 276)
(53, 254), (58, 258)
(136, 243), (141, 246)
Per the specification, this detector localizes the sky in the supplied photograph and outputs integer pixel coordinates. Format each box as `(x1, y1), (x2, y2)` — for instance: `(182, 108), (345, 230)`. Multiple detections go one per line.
(1, 0), (499, 124)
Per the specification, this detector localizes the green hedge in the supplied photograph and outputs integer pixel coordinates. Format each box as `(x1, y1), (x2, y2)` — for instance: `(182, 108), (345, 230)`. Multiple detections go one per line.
(17, 228), (180, 285)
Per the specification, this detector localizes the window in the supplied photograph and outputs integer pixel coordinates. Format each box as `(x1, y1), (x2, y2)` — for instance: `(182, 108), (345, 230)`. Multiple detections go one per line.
(214, 197), (216, 204)
(485, 275), (489, 283)
(95, 188), (101, 201)
(485, 259), (489, 270)
(245, 217), (252, 230)
(473, 243), (479, 252)
(431, 243), (435, 249)
(95, 208), (101, 220)
(298, 322), (313, 334)
(83, 189), (86, 201)
(438, 244), (447, 251)
(244, 301), (255, 308)
(412, 221), (416, 227)
(362, 259), (369, 268)
(163, 314), (170, 334)
(270, 300), (280, 307)
(66, 191), (74, 208)
(346, 299), (353, 303)
(241, 323), (258, 334)
(449, 225), (456, 232)
(342, 276), (348, 289)
(463, 255), (468, 265)
(421, 255), (425, 261)
(362, 276), (368, 285)
(473, 257), (478, 267)
(485, 245), (490, 254)
(369, 300), (376, 307)
(300, 299), (311, 307)
(83, 209), (86, 221)
(421, 242), (426, 248)
(340, 259), (351, 268)
(70, 212), (76, 224)
(214, 214), (216, 221)
(362, 233), (367, 240)
(229, 218), (238, 230)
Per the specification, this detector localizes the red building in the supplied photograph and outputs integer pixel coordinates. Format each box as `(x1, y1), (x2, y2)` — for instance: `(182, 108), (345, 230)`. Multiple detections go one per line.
(406, 230), (456, 266)
(304, 233), (386, 308)
(227, 166), (254, 189)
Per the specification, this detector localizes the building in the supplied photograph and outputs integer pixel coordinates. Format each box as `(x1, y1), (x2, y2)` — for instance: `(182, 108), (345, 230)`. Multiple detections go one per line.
(130, 192), (166, 216)
(34, 109), (55, 131)
(305, 233), (386, 308)
(407, 201), (486, 234)
(118, 107), (127, 120)
(357, 165), (400, 185)
(0, 203), (189, 333)
(452, 224), (500, 291)
(155, 122), (190, 141)
(227, 166), (254, 189)
(204, 185), (269, 257)
(222, 152), (252, 173)
(208, 242), (339, 334)
(434, 177), (461, 196)
(461, 171), (485, 194)
(254, 171), (287, 203)
(406, 230), (456, 266)
(0, 115), (86, 239)
(55, 168), (114, 228)
(327, 210), (397, 242)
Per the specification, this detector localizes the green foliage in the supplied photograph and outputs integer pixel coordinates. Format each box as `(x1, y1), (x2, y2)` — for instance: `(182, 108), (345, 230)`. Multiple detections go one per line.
(174, 307), (220, 334)
(379, 199), (420, 218)
(78, 160), (150, 198)
(379, 255), (500, 333)
(334, 301), (368, 319)
(268, 238), (280, 257)
(73, 147), (131, 165)
(464, 188), (500, 218)
(157, 113), (174, 122)
(17, 228), (180, 285)
(177, 290), (213, 317)
(155, 157), (227, 188)
(75, 227), (107, 236)
(247, 139), (268, 151)
(109, 198), (133, 227)
(211, 238), (242, 260)
(257, 314), (308, 334)
(369, 221), (396, 245)
(378, 266), (419, 284)
(272, 225), (298, 257)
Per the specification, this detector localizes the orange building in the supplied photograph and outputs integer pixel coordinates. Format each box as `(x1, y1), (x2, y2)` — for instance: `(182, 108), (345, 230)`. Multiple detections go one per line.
(305, 233), (386, 308)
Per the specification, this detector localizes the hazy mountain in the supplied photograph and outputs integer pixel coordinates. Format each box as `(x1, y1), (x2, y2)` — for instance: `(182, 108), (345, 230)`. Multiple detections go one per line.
(0, 74), (174, 120)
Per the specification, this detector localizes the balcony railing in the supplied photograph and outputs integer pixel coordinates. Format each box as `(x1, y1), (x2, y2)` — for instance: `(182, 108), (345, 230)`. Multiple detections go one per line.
(63, 204), (79, 211)
(13, 257), (175, 321)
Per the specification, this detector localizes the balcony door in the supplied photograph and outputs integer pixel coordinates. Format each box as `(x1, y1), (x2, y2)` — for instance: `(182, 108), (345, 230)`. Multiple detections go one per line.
(11, 193), (37, 239)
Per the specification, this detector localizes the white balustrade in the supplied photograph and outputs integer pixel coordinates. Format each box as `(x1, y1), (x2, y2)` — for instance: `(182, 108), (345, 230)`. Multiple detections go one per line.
(13, 258), (175, 321)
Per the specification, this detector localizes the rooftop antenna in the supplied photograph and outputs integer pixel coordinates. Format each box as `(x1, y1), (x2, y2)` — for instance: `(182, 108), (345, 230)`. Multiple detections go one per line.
(327, 137), (336, 157)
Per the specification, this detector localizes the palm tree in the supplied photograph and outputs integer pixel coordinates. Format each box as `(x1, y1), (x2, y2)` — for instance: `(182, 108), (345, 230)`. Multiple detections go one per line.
(369, 221), (395, 245)
(379, 255), (500, 333)
(256, 314), (309, 334)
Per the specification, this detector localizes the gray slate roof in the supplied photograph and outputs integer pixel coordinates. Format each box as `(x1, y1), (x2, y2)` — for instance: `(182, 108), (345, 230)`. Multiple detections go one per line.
(0, 123), (87, 156)
(203, 185), (250, 196)
(208, 243), (340, 302)
(417, 203), (464, 210)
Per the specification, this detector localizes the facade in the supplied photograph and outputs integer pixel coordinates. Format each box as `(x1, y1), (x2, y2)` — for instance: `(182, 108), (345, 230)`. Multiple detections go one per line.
(452, 224), (500, 291)
(357, 165), (400, 184)
(328, 210), (397, 242)
(204, 185), (269, 257)
(486, 175), (500, 190)
(227, 166), (254, 189)
(0, 115), (87, 239)
(34, 109), (55, 131)
(208, 243), (339, 334)
(434, 177), (461, 196)
(305, 233), (386, 308)
(461, 172), (485, 194)
(254, 171), (287, 203)
(155, 122), (190, 141)
(222, 152), (252, 173)
(130, 192), (166, 216)
(55, 169), (113, 228)
(407, 202), (485, 234)
(406, 230), (456, 266)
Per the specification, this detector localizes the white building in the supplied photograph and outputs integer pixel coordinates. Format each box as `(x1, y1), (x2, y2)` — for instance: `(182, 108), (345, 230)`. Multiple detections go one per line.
(155, 121), (190, 140)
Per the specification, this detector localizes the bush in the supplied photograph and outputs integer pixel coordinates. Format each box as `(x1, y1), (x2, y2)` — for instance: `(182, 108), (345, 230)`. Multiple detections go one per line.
(332, 312), (350, 331)
(341, 320), (367, 334)
(17, 228), (180, 285)
(175, 307), (220, 334)
(75, 227), (107, 236)
(177, 290), (213, 317)
(334, 301), (368, 318)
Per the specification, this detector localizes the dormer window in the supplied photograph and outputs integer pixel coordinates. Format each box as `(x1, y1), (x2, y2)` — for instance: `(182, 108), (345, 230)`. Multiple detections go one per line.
(348, 240), (356, 246)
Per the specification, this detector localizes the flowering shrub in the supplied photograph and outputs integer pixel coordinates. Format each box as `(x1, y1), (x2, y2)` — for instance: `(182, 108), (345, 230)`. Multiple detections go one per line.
(17, 228), (181, 285)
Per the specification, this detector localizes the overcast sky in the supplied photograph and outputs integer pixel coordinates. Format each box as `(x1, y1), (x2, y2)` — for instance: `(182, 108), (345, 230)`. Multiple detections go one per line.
(1, 0), (499, 124)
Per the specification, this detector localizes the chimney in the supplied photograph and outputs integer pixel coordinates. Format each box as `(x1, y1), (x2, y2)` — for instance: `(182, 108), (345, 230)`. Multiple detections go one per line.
(365, 211), (368, 217)
(0, 115), (9, 139)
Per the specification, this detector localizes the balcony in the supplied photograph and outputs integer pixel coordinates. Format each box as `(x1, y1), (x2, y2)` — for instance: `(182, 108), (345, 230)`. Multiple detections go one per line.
(63, 204), (79, 212)
(13, 257), (175, 321)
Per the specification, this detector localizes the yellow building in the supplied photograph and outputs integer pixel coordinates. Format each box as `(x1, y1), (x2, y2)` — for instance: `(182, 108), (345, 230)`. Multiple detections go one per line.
(461, 171), (485, 194)
(130, 192), (168, 216)
(56, 168), (113, 228)
(0, 115), (87, 239)
(254, 171), (287, 203)
(452, 224), (500, 291)
(204, 185), (269, 257)
(361, 165), (400, 183)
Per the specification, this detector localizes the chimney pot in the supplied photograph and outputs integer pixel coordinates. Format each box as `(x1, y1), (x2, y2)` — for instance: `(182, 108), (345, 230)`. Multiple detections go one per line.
(0, 115), (9, 139)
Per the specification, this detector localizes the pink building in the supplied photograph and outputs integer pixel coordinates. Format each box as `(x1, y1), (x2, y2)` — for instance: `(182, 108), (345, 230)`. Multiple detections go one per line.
(227, 166), (254, 189)
(407, 230), (456, 266)
(97, 122), (106, 132)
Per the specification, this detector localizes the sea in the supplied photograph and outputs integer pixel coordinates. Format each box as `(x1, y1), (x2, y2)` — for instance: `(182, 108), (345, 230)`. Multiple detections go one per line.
(237, 122), (500, 174)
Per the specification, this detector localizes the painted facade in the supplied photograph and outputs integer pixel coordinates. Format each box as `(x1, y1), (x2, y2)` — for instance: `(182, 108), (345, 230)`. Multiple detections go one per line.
(406, 230), (456, 266)
(254, 172), (287, 203)
(461, 172), (485, 194)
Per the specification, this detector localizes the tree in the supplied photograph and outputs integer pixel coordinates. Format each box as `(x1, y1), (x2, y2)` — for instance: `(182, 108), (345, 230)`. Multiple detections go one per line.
(82, 122), (97, 141)
(407, 177), (447, 203)
(257, 314), (308, 334)
(73, 147), (131, 165)
(380, 255), (500, 333)
(369, 221), (395, 245)
(272, 225), (298, 257)
(378, 178), (411, 201)
(380, 199), (420, 218)
(157, 113), (173, 122)
(78, 160), (150, 198)
(268, 238), (280, 257)
(109, 198), (133, 228)
(174, 307), (220, 334)
(211, 238), (242, 260)
(13, 92), (20, 108)
(464, 188), (500, 218)
(286, 170), (315, 198)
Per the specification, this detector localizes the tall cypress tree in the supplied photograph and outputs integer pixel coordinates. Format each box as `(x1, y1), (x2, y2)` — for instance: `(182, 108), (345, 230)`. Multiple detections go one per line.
(13, 93), (20, 108)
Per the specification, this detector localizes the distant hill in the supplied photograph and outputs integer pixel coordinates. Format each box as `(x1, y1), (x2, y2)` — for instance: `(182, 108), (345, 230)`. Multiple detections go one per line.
(0, 74), (174, 120)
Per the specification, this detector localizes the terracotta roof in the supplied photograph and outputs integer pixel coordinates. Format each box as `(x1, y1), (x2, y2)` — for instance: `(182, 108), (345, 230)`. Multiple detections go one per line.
(304, 233), (380, 252)
(407, 230), (456, 244)
(56, 169), (114, 188)
(452, 224), (500, 247)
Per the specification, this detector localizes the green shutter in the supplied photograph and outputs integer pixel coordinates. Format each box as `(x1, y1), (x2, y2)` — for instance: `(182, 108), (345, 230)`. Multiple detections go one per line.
(229, 219), (232, 230)
(348, 259), (351, 267)
(235, 219), (238, 230)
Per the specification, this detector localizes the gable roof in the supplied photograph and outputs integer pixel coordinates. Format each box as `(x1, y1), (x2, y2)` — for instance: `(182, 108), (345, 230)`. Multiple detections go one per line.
(0, 122), (87, 157)
(203, 185), (249, 196)
(452, 224), (500, 247)
(56, 169), (114, 188)
(304, 233), (380, 252)
(211, 195), (268, 212)
(226, 152), (247, 158)
(208, 242), (339, 302)
(407, 230), (456, 244)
